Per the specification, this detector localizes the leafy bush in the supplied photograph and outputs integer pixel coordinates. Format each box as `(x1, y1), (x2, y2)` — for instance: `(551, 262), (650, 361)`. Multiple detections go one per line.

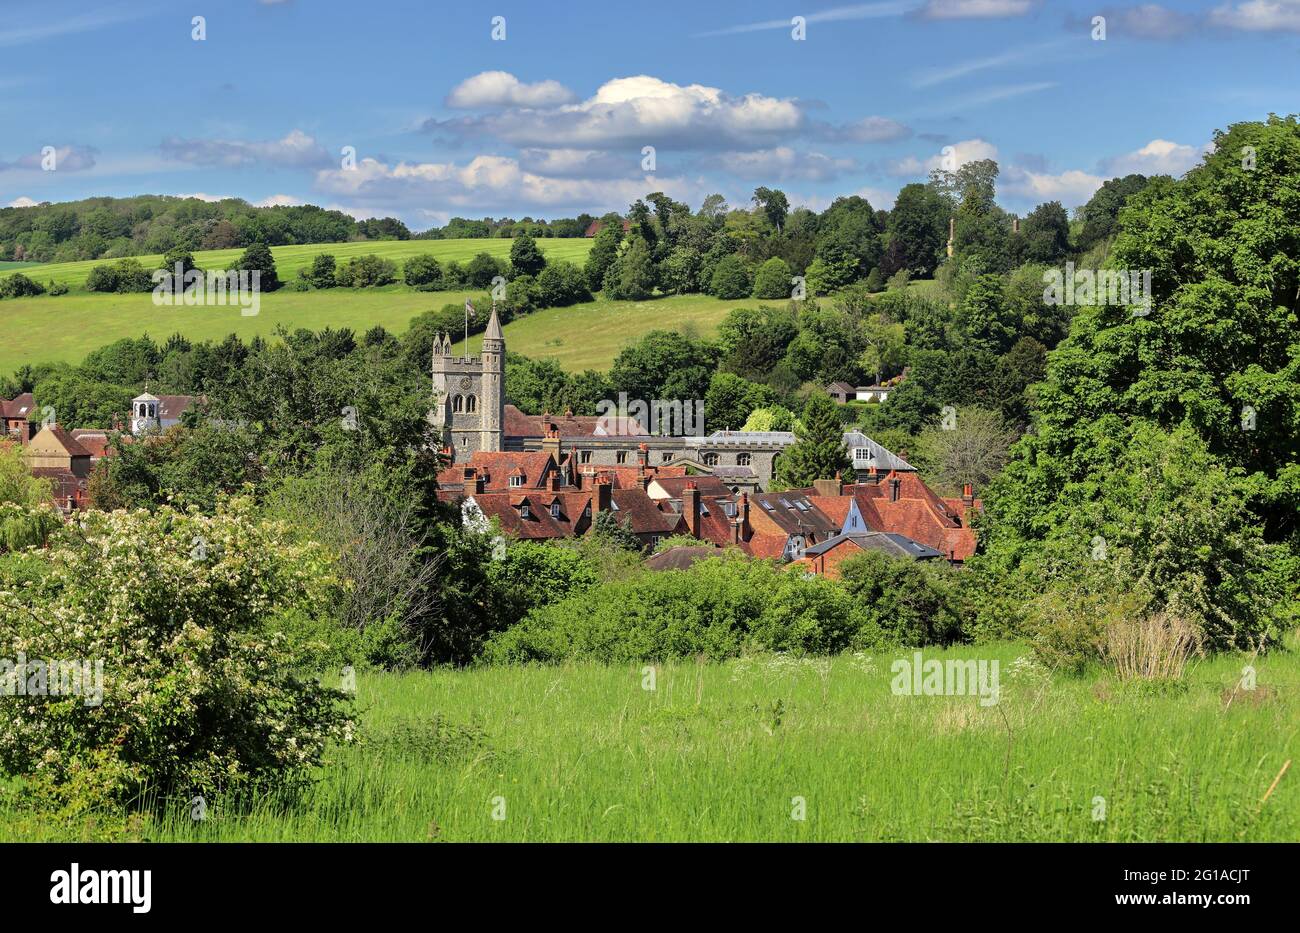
(336, 254), (398, 288)
(484, 555), (890, 662)
(534, 260), (591, 307)
(84, 259), (153, 294)
(48, 280), (69, 296)
(0, 273), (46, 298)
(751, 257), (792, 299)
(709, 254), (753, 299)
(303, 253), (338, 288)
(403, 254), (442, 289)
(0, 499), (355, 811)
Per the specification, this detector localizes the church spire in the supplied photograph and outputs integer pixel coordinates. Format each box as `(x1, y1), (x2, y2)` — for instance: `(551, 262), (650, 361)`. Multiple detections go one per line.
(484, 305), (503, 341)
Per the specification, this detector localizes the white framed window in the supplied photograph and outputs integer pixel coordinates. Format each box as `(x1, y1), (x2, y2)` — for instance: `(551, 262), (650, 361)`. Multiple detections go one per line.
(550, 502), (560, 518)
(509, 475), (523, 488)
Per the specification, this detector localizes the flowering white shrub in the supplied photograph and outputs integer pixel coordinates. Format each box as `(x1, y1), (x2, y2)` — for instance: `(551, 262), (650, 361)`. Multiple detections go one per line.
(0, 498), (355, 810)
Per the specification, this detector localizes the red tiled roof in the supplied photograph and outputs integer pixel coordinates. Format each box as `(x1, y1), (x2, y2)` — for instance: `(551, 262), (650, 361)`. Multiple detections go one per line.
(503, 405), (648, 439)
(43, 425), (92, 458)
(648, 475), (731, 499)
(848, 473), (979, 560)
(69, 429), (115, 459)
(610, 488), (683, 536)
(437, 450), (567, 492)
(1, 393), (34, 420)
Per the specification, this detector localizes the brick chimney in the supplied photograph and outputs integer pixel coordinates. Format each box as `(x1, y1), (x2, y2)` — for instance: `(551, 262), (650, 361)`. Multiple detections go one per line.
(683, 481), (700, 538)
(637, 442), (650, 488)
(594, 474), (612, 515)
(889, 473), (901, 503)
(548, 469), (562, 492)
(474, 475), (486, 495)
(962, 482), (974, 507)
(542, 426), (561, 463)
(731, 492), (750, 544)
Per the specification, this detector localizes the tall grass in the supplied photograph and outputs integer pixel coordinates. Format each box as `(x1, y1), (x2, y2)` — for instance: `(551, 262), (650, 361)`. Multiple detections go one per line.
(1, 642), (1295, 841)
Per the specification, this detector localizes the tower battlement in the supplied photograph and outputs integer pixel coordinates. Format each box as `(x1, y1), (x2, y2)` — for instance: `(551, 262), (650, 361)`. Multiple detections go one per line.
(429, 309), (504, 460)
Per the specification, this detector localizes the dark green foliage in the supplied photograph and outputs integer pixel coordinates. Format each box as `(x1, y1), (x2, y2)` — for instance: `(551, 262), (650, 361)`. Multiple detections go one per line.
(773, 394), (850, 489)
(236, 241), (280, 291)
(335, 254), (397, 288)
(709, 254), (752, 299)
(402, 254), (442, 289)
(304, 253), (338, 288)
(508, 232), (547, 277)
(751, 257), (792, 299)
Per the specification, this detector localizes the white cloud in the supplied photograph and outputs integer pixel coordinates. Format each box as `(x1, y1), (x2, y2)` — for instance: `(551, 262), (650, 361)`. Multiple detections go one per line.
(431, 74), (805, 151)
(1209, 0), (1300, 31)
(1001, 166), (1104, 205)
(159, 129), (330, 169)
(255, 194), (306, 207)
(446, 71), (576, 109)
(0, 144), (97, 173)
(6, 196), (39, 208)
(1100, 139), (1204, 176)
(919, 0), (1037, 19)
(886, 138), (1000, 176)
(314, 154), (700, 215)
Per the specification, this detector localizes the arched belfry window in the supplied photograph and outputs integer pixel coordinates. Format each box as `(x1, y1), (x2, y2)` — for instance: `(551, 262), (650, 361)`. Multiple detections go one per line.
(453, 395), (464, 413)
(466, 395), (477, 413)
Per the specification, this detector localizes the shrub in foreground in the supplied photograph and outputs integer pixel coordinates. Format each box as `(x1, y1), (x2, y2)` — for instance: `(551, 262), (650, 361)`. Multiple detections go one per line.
(0, 499), (355, 812)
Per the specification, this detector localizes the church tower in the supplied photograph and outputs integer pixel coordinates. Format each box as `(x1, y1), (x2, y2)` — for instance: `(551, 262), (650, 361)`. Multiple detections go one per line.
(430, 306), (505, 461)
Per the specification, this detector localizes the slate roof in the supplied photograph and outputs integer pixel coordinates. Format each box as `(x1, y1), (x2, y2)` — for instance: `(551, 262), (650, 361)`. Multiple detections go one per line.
(802, 532), (942, 560)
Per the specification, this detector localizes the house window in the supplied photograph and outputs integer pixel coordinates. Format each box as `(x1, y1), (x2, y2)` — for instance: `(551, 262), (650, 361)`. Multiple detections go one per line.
(616, 451), (628, 464)
(661, 452), (672, 463)
(466, 394), (477, 413)
(703, 453), (719, 466)
(580, 450), (592, 464)
(520, 503), (531, 519)
(737, 453), (751, 466)
(550, 502), (560, 518)
(453, 395), (464, 413)
(854, 447), (871, 462)
(509, 475), (523, 488)
(583, 503), (591, 518)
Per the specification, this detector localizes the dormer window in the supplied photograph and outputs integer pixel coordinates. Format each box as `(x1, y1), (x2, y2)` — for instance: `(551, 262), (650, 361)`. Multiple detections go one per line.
(520, 503), (531, 519)
(509, 475), (523, 488)
(550, 502), (560, 518)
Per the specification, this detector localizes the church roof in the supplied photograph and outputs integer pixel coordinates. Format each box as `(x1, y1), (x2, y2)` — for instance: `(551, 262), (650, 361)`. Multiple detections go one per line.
(484, 306), (503, 340)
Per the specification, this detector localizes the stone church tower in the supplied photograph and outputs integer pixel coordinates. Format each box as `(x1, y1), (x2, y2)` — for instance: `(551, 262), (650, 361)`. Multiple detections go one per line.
(431, 306), (504, 460)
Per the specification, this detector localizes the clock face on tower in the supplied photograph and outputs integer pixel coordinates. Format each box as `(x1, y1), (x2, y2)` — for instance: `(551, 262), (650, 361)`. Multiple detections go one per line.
(459, 377), (472, 389)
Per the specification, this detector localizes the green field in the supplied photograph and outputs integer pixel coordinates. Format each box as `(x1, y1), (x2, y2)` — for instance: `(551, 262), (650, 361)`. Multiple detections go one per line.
(0, 261), (40, 271)
(455, 293), (744, 371)
(5, 642), (1292, 841)
(0, 287), (744, 377)
(0, 237), (592, 294)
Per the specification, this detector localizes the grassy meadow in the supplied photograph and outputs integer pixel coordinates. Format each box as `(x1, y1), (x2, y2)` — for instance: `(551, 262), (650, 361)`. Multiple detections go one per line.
(6, 641), (1292, 842)
(0, 237), (593, 294)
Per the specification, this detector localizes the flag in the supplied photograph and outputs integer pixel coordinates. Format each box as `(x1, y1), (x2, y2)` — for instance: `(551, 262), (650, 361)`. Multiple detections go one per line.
(465, 298), (476, 319)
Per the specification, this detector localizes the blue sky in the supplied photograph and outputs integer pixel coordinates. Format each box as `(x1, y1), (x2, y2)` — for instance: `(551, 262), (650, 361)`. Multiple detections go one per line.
(3, 0), (1300, 229)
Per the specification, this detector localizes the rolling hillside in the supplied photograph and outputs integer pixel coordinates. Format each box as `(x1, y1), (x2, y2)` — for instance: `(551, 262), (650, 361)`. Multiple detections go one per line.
(0, 237), (592, 294)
